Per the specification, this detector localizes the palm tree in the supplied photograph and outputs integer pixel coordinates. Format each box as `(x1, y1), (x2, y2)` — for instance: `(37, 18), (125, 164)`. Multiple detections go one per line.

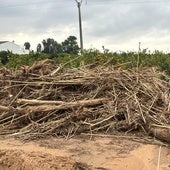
(24, 42), (31, 51)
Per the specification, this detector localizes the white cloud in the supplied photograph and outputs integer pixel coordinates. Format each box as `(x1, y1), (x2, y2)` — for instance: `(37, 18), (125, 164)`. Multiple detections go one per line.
(0, 0), (170, 52)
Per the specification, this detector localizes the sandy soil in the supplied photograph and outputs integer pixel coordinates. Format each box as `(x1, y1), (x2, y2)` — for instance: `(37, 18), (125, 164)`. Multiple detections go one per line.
(0, 136), (170, 170)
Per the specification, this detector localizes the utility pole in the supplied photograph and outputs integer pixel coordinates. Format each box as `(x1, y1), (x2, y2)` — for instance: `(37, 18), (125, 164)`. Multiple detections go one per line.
(75, 0), (83, 55)
(137, 42), (141, 79)
(138, 42), (141, 53)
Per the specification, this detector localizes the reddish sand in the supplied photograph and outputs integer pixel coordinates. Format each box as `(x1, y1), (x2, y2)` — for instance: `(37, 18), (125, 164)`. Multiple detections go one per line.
(0, 136), (170, 170)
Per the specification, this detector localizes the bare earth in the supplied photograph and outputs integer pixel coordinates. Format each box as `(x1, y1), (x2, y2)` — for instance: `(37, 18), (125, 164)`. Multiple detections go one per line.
(0, 136), (170, 170)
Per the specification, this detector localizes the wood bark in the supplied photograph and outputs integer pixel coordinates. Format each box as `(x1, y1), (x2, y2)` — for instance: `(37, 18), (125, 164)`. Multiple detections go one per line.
(0, 98), (108, 114)
(149, 125), (170, 143)
(25, 98), (108, 113)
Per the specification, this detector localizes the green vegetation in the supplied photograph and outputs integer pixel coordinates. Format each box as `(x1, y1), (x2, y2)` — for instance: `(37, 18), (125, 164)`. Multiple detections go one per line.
(0, 51), (11, 66)
(22, 35), (79, 55)
(24, 42), (31, 51)
(0, 49), (170, 75)
(41, 36), (79, 54)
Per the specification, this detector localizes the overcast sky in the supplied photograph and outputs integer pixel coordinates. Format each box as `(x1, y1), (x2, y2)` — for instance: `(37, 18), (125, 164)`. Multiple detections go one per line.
(0, 0), (170, 52)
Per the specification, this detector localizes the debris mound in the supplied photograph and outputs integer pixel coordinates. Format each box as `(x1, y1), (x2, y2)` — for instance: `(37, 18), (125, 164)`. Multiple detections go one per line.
(0, 60), (170, 143)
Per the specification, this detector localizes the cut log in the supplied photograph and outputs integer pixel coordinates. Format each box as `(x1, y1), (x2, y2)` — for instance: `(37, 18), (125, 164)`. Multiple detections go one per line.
(149, 125), (170, 143)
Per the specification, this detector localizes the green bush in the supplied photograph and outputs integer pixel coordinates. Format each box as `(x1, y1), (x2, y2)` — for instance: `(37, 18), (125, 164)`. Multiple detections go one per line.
(0, 51), (11, 65)
(6, 53), (49, 69)
(0, 50), (169, 76)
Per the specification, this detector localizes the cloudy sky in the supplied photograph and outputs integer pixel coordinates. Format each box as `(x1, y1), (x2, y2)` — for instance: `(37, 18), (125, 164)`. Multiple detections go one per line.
(0, 0), (170, 52)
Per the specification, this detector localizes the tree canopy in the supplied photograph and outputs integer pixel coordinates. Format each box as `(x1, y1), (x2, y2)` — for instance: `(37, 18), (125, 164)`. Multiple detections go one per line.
(24, 42), (31, 50)
(0, 51), (10, 65)
(41, 36), (79, 55)
(62, 36), (79, 54)
(36, 43), (42, 53)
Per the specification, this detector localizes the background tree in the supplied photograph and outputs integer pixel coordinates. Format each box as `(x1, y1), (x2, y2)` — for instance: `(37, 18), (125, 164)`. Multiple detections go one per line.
(42, 38), (52, 54)
(42, 38), (62, 54)
(0, 51), (10, 65)
(36, 43), (42, 53)
(24, 42), (31, 51)
(53, 42), (63, 53)
(62, 36), (79, 54)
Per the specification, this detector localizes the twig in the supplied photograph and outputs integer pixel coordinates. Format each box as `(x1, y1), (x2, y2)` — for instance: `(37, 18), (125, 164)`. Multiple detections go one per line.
(17, 99), (64, 105)
(157, 146), (162, 170)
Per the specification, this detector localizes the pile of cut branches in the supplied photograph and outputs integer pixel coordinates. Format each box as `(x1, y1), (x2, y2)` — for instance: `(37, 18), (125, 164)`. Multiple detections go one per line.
(0, 60), (169, 143)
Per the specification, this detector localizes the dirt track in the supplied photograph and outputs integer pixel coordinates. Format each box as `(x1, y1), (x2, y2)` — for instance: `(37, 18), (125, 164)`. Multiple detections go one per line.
(0, 136), (170, 170)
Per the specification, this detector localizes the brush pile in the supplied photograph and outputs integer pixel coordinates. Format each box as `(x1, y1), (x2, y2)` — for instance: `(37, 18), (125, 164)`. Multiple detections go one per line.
(0, 60), (170, 143)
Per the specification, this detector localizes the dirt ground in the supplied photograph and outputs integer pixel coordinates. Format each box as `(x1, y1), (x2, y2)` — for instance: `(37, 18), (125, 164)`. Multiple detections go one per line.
(0, 136), (170, 170)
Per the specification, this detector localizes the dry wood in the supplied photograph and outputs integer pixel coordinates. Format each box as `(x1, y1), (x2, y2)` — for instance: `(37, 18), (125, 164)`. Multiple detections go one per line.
(0, 105), (12, 112)
(150, 125), (170, 143)
(0, 98), (108, 117)
(157, 146), (162, 170)
(17, 99), (65, 105)
(0, 62), (169, 143)
(24, 98), (109, 113)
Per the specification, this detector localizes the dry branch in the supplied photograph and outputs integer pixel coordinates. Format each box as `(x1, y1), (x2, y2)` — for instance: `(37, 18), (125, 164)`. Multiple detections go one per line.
(0, 98), (108, 116)
(17, 99), (65, 105)
(0, 105), (12, 112)
(24, 98), (109, 113)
